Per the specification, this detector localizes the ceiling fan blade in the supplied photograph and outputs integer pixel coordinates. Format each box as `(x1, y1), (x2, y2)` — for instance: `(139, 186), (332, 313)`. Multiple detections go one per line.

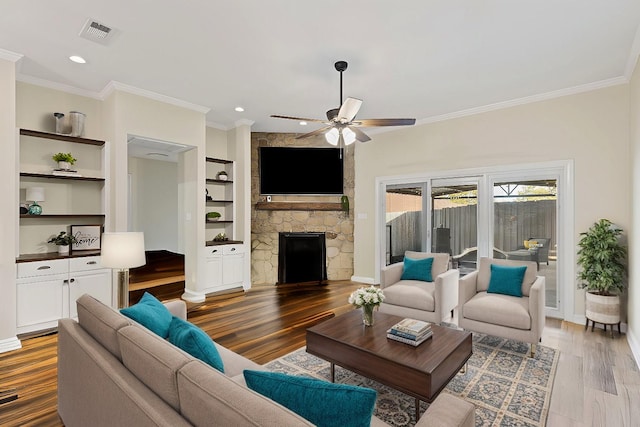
(354, 118), (416, 127)
(350, 126), (371, 143)
(337, 97), (363, 123)
(271, 114), (326, 123)
(295, 125), (334, 139)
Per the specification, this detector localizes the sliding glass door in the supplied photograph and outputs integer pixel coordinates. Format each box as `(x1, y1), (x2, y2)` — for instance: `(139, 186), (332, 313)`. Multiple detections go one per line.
(385, 184), (425, 265)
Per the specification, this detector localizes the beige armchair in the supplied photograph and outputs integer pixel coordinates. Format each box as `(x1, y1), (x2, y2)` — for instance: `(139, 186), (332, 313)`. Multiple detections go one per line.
(458, 257), (545, 357)
(379, 251), (459, 324)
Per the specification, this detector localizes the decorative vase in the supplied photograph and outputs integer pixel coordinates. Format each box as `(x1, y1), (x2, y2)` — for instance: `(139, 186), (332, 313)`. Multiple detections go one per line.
(362, 305), (375, 326)
(58, 245), (70, 255)
(58, 161), (71, 170)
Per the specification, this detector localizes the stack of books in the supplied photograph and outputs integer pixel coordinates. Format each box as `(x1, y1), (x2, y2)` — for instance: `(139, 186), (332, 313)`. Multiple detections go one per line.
(387, 318), (433, 346)
(52, 169), (82, 177)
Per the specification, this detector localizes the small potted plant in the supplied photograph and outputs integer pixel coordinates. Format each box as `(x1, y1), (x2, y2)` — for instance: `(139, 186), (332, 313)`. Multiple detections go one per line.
(52, 152), (77, 170)
(206, 211), (221, 222)
(47, 231), (78, 255)
(577, 218), (627, 330)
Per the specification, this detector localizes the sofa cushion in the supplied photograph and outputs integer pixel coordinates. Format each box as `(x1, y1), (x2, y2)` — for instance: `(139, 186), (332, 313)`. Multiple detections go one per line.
(487, 264), (526, 297)
(178, 361), (314, 426)
(463, 292), (532, 330)
(168, 316), (224, 373)
(405, 251), (449, 278)
(243, 370), (377, 427)
(76, 293), (131, 360)
(381, 281), (436, 312)
(118, 325), (191, 411)
(477, 257), (537, 296)
(401, 256), (434, 282)
(120, 292), (173, 338)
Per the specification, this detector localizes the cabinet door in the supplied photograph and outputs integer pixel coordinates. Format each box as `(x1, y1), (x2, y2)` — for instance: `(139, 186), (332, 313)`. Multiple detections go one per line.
(17, 275), (66, 331)
(223, 254), (244, 286)
(205, 254), (223, 289)
(69, 269), (112, 318)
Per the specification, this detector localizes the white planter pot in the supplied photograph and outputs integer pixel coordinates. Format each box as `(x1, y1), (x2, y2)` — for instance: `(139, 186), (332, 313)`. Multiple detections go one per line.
(585, 292), (620, 324)
(58, 161), (71, 170)
(58, 245), (70, 255)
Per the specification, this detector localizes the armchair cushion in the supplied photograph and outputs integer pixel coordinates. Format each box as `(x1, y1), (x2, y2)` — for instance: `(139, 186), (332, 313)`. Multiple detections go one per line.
(405, 251), (449, 277)
(401, 256), (434, 282)
(477, 257), (537, 296)
(380, 281), (436, 312)
(462, 292), (532, 330)
(487, 264), (526, 297)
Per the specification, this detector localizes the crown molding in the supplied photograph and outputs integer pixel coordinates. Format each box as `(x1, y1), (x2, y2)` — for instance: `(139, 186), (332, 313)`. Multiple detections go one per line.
(415, 76), (628, 126)
(100, 81), (210, 114)
(16, 74), (102, 99)
(0, 48), (23, 62)
(235, 119), (255, 127)
(206, 121), (230, 131)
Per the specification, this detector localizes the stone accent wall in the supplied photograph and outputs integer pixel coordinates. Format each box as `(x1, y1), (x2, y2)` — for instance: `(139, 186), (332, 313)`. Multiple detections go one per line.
(251, 132), (355, 285)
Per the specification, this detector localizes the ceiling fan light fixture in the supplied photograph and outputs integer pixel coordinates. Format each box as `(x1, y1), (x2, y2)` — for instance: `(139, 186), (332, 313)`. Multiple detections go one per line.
(343, 127), (356, 145)
(325, 128), (339, 146)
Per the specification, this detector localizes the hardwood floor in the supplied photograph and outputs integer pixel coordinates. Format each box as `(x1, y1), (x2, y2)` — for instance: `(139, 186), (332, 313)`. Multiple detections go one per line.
(0, 281), (638, 426)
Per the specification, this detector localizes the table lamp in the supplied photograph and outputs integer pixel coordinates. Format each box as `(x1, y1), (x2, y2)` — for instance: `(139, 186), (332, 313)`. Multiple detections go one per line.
(101, 232), (146, 308)
(26, 187), (45, 215)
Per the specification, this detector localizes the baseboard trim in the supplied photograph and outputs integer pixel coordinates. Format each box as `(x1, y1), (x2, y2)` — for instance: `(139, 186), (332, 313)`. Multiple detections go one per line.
(351, 276), (375, 285)
(0, 336), (22, 354)
(627, 326), (640, 370)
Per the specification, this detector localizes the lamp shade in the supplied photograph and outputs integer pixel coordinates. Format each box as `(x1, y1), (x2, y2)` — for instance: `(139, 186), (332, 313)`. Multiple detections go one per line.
(26, 187), (45, 202)
(325, 128), (339, 146)
(342, 127), (356, 145)
(101, 232), (146, 269)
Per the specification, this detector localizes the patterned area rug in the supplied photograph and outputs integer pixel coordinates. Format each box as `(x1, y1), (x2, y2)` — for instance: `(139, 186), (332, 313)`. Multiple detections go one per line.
(264, 334), (559, 427)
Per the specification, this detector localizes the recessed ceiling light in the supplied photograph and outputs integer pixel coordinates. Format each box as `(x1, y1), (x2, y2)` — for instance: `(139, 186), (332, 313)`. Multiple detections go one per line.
(235, 106), (244, 112)
(300, 121), (308, 126)
(69, 55), (86, 64)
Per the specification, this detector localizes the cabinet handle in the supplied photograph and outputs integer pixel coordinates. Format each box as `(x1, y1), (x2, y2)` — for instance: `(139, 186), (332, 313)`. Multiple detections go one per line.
(63, 279), (69, 284)
(37, 265), (51, 270)
(86, 261), (97, 265)
(212, 249), (218, 254)
(230, 248), (236, 252)
(69, 278), (75, 283)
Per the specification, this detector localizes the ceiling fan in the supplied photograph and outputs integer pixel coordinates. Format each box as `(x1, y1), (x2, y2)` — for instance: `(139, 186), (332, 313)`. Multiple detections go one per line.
(271, 61), (416, 146)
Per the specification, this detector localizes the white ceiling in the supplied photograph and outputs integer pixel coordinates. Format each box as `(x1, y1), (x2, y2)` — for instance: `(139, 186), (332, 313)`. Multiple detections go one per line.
(2, 1), (640, 135)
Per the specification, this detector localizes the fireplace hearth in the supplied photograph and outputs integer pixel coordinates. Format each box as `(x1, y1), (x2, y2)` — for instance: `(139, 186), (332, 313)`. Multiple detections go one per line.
(278, 232), (327, 284)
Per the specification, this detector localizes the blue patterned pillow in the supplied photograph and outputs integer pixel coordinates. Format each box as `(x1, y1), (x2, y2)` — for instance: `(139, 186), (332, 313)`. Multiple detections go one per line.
(168, 316), (224, 373)
(120, 292), (172, 338)
(401, 256), (434, 282)
(243, 370), (376, 427)
(487, 264), (527, 297)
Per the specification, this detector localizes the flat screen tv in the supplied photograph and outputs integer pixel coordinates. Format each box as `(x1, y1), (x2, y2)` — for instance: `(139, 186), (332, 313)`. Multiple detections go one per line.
(259, 147), (344, 195)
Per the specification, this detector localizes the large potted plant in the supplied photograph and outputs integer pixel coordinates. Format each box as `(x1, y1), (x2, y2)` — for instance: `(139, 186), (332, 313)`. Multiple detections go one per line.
(577, 218), (627, 327)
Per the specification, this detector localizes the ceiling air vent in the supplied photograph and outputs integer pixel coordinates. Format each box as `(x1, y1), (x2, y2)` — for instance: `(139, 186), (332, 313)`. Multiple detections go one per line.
(79, 18), (115, 45)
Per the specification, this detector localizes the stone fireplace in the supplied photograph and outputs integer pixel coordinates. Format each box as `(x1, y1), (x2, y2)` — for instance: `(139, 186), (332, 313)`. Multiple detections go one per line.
(250, 132), (354, 286)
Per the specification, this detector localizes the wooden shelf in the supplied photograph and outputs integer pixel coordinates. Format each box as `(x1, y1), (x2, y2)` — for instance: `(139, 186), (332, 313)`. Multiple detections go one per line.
(206, 157), (233, 164)
(20, 214), (105, 219)
(206, 199), (233, 203)
(20, 129), (105, 146)
(206, 240), (243, 246)
(20, 172), (105, 182)
(255, 202), (344, 211)
(16, 249), (102, 263)
(206, 220), (233, 224)
(206, 178), (233, 184)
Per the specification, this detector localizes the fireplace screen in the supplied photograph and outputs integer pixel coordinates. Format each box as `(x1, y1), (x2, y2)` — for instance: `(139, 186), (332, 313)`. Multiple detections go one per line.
(278, 232), (327, 284)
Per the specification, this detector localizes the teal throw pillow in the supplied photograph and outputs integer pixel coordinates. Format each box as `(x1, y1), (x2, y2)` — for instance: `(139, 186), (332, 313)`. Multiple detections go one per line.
(167, 316), (224, 373)
(120, 292), (173, 338)
(487, 264), (527, 297)
(243, 370), (376, 427)
(401, 256), (434, 282)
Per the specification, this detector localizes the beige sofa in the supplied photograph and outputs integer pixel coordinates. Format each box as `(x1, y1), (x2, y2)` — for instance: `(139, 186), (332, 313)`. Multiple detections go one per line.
(379, 252), (459, 324)
(458, 257), (545, 357)
(58, 294), (475, 427)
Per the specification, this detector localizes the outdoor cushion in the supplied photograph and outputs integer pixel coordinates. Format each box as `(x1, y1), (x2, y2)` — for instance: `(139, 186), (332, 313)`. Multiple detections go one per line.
(463, 292), (531, 330)
(243, 370), (376, 427)
(401, 256), (434, 282)
(168, 316), (224, 373)
(380, 281), (436, 312)
(487, 264), (526, 297)
(120, 292), (173, 338)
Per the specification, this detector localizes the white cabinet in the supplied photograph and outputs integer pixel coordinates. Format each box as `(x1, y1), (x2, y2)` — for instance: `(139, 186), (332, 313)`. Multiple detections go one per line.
(16, 256), (112, 334)
(202, 244), (245, 293)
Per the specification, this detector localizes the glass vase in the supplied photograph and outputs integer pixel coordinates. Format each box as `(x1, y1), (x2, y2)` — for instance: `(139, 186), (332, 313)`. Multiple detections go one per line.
(362, 305), (375, 326)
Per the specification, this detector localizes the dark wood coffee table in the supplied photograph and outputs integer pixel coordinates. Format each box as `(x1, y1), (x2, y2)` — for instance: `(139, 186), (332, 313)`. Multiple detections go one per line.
(306, 310), (472, 419)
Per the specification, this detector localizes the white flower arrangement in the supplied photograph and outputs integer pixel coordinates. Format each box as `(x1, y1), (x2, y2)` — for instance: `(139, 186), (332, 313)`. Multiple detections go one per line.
(348, 286), (385, 308)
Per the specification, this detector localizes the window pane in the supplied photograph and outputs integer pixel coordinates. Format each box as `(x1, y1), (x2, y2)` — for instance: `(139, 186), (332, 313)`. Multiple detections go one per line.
(386, 186), (422, 265)
(493, 180), (558, 309)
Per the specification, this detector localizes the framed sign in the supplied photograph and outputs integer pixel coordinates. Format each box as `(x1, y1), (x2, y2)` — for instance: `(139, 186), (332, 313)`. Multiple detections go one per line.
(71, 225), (102, 251)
